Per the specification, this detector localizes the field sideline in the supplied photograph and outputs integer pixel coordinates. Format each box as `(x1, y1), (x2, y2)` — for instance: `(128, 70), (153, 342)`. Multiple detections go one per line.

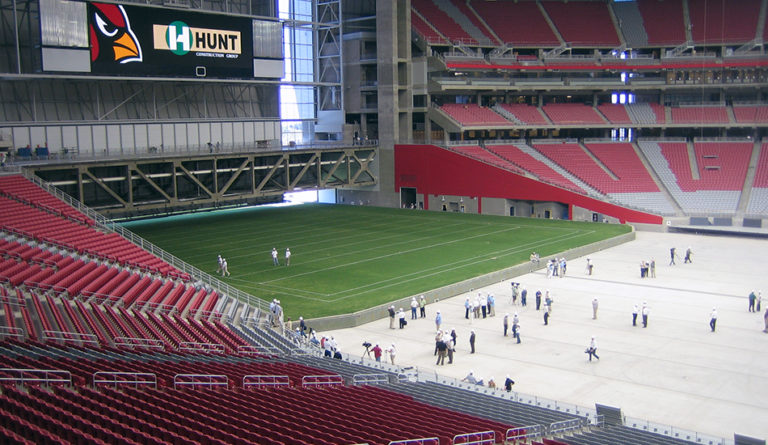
(122, 204), (630, 319)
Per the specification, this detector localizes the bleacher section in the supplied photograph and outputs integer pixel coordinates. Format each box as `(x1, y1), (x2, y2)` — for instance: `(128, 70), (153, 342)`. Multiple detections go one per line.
(632, 0), (687, 46)
(498, 104), (550, 126)
(486, 144), (585, 194)
(597, 104), (634, 125)
(0, 176), (186, 279)
(584, 142), (676, 215)
(469, 0), (560, 47)
(688, 0), (761, 44)
(450, 145), (525, 174)
(746, 143), (768, 215)
(412, 11), (447, 45)
(732, 105), (768, 123)
(533, 142), (618, 194)
(638, 141), (752, 214)
(541, 1), (620, 47)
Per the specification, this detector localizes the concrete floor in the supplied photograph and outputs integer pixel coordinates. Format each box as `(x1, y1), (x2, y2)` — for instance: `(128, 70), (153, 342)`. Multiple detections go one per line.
(323, 231), (768, 442)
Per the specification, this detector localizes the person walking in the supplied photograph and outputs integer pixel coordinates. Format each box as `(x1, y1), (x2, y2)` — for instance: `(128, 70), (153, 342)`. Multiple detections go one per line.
(469, 330), (476, 354)
(535, 290), (542, 310)
(585, 336), (599, 361)
(592, 298), (599, 320)
(521, 287), (527, 307)
(684, 247), (692, 264)
(503, 313), (509, 336)
(216, 254), (223, 275)
(709, 307), (717, 332)
(435, 311), (442, 331)
(632, 304), (639, 326)
(221, 258), (230, 276)
(642, 302), (649, 328)
(669, 247), (677, 265)
(543, 305), (550, 325)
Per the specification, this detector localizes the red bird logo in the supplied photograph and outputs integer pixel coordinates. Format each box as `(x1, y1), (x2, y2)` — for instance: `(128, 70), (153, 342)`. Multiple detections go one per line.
(89, 3), (142, 64)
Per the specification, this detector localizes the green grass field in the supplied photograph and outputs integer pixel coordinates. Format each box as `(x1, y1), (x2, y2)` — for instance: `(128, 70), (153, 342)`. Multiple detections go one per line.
(122, 204), (630, 319)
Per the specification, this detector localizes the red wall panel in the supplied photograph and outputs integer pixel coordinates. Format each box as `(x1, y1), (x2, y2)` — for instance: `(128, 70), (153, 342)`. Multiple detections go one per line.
(394, 144), (663, 225)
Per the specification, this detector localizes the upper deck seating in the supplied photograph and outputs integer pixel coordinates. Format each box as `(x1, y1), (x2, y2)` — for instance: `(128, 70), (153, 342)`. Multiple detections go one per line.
(597, 104), (633, 125)
(669, 106), (729, 124)
(732, 106), (768, 123)
(637, 0), (686, 46)
(541, 1), (620, 46)
(470, 0), (560, 46)
(412, 0), (476, 44)
(440, 104), (512, 126)
(688, 0), (761, 44)
(542, 104), (605, 125)
(412, 10), (447, 44)
(498, 104), (550, 125)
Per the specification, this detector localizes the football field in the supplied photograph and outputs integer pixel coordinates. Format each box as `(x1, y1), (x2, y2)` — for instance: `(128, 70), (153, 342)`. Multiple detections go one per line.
(122, 204), (630, 319)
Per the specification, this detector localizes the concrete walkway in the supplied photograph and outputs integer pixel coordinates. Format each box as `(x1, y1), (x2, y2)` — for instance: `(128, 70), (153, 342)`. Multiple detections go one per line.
(323, 231), (768, 441)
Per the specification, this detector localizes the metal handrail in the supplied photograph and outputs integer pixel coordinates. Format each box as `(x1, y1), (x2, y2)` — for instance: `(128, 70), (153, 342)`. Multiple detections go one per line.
(93, 371), (157, 389)
(242, 375), (290, 389)
(0, 368), (71, 386)
(173, 374), (228, 390)
(113, 337), (165, 350)
(43, 330), (98, 346)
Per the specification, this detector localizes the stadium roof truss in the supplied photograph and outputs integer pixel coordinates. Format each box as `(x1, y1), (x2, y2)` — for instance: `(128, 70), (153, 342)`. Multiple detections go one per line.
(28, 147), (377, 217)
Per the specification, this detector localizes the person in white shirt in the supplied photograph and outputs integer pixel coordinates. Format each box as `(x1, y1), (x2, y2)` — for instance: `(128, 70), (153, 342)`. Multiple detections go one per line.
(410, 297), (418, 320)
(397, 308), (406, 328)
(216, 254), (223, 275)
(221, 258), (230, 277)
(586, 335), (599, 361)
(709, 307), (718, 332)
(642, 302), (649, 328)
(271, 247), (279, 266)
(285, 248), (291, 266)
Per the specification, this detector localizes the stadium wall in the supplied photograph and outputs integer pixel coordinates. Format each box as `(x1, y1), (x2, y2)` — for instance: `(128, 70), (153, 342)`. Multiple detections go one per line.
(394, 144), (663, 225)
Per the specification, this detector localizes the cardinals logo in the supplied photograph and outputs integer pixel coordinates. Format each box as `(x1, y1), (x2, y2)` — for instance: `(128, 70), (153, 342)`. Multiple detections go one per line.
(89, 3), (142, 64)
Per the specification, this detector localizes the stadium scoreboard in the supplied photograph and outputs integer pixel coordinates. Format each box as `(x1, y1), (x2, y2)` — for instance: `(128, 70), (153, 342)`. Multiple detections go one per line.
(40, 0), (283, 79)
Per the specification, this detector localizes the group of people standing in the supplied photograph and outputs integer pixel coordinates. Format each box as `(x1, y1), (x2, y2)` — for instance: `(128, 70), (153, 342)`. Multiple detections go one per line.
(463, 292), (496, 320)
(271, 247), (291, 266)
(389, 295), (428, 329)
(546, 257), (567, 278)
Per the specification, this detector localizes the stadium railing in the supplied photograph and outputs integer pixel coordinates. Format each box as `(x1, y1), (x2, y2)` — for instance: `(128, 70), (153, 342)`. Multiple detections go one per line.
(24, 173), (271, 315)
